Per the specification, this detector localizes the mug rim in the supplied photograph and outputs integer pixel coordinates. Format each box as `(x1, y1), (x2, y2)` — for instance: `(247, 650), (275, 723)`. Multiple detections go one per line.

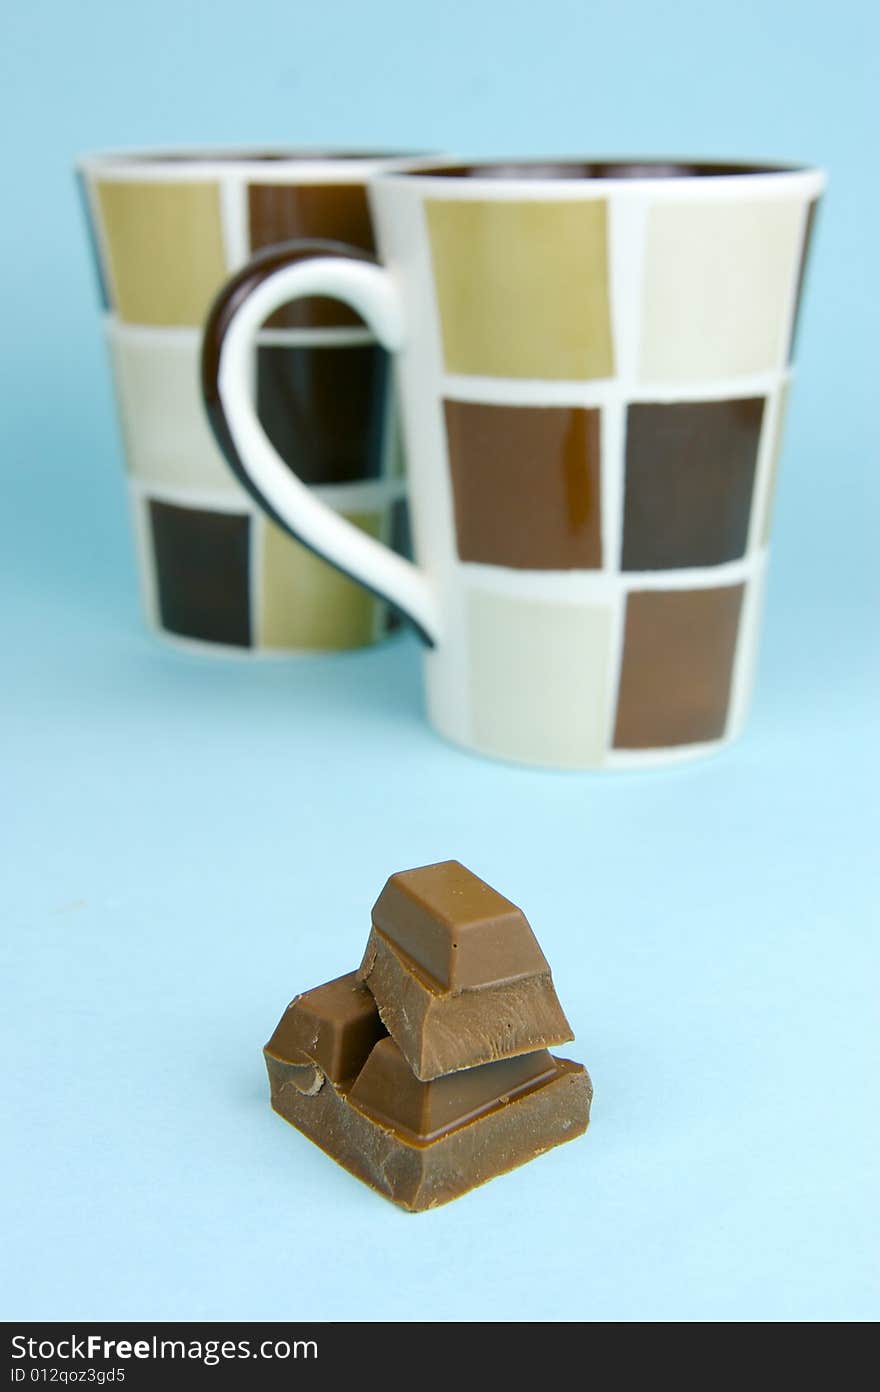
(76, 146), (432, 178)
(377, 155), (827, 192)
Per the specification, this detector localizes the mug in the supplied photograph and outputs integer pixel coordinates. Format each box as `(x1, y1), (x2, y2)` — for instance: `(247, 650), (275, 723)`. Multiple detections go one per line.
(202, 158), (824, 766)
(77, 147), (421, 652)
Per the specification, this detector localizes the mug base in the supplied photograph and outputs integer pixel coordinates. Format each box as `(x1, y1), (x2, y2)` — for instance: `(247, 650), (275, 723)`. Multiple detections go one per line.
(426, 711), (739, 773)
(142, 616), (394, 660)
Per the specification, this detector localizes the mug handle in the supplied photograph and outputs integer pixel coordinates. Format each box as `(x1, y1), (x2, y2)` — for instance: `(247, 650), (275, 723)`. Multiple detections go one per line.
(201, 239), (440, 646)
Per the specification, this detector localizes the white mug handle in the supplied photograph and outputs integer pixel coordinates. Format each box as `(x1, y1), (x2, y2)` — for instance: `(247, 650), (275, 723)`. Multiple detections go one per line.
(201, 240), (440, 646)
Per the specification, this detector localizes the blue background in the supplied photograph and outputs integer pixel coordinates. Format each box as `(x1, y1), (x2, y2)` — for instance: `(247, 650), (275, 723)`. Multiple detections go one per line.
(3, 0), (877, 1323)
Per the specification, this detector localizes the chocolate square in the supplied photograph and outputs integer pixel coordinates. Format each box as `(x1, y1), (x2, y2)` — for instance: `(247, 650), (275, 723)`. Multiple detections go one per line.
(358, 861), (572, 1080)
(265, 974), (386, 1087)
(263, 859), (592, 1210)
(265, 1043), (591, 1211)
(348, 1037), (557, 1142)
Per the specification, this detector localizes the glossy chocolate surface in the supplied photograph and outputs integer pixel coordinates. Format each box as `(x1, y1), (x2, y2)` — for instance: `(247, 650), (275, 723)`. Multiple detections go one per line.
(359, 925), (573, 1080)
(348, 1037), (558, 1143)
(265, 972), (386, 1086)
(370, 860), (549, 992)
(359, 862), (572, 1079)
(265, 1046), (591, 1211)
(263, 862), (590, 1208)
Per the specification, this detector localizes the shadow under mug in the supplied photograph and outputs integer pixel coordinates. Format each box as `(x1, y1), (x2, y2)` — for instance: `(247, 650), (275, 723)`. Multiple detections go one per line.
(202, 158), (824, 768)
(78, 147), (425, 653)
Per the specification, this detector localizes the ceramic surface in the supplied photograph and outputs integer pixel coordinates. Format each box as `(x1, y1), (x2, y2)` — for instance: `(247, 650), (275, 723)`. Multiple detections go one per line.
(203, 159), (824, 765)
(78, 148), (417, 652)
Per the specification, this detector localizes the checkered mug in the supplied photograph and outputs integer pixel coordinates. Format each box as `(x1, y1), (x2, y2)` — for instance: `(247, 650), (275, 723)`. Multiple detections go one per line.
(202, 158), (825, 768)
(78, 147), (425, 652)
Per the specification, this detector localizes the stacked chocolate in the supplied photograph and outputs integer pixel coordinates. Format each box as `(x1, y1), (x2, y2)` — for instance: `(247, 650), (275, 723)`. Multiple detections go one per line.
(264, 861), (592, 1211)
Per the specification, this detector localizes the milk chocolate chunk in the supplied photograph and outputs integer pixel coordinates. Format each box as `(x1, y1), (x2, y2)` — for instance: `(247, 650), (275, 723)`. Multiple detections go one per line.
(371, 860), (550, 989)
(358, 861), (573, 1079)
(348, 1037), (558, 1143)
(265, 1034), (592, 1212)
(263, 862), (592, 1210)
(264, 972), (386, 1087)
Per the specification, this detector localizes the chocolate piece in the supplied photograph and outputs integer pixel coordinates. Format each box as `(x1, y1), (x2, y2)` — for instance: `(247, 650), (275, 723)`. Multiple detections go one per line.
(371, 860), (548, 988)
(348, 1037), (558, 1142)
(358, 861), (573, 1079)
(263, 862), (592, 1210)
(265, 973), (386, 1087)
(265, 1041), (591, 1212)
